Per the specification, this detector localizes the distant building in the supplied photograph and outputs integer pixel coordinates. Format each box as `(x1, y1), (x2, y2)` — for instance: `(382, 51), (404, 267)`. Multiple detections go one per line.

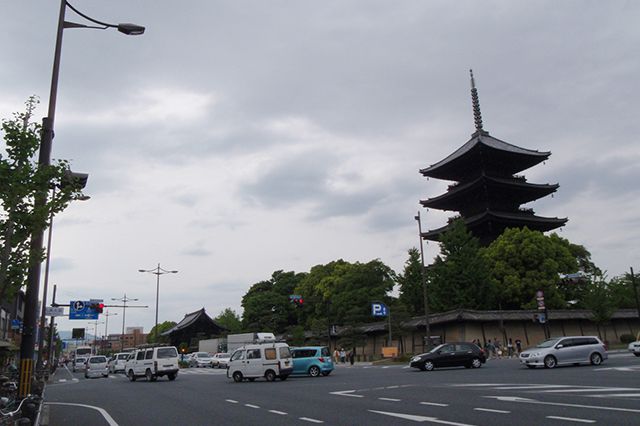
(419, 71), (567, 245)
(162, 308), (228, 350)
(107, 327), (147, 351)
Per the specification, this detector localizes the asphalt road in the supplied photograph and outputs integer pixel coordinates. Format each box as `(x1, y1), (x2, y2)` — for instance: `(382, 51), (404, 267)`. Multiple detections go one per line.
(42, 352), (640, 426)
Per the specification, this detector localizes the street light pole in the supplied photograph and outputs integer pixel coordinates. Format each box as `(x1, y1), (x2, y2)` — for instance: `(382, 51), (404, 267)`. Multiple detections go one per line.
(111, 294), (138, 351)
(139, 264), (178, 342)
(415, 211), (431, 350)
(19, 0), (144, 397)
(102, 310), (117, 352)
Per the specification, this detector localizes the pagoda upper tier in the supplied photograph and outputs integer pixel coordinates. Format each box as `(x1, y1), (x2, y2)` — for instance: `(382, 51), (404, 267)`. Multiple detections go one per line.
(418, 70), (567, 245)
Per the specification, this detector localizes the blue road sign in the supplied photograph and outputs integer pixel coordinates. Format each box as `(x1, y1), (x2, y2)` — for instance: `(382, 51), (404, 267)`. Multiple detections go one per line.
(69, 300), (98, 320)
(371, 302), (388, 317)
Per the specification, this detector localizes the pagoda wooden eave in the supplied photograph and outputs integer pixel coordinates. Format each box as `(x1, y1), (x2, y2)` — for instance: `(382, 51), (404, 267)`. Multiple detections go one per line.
(420, 175), (559, 211)
(421, 210), (568, 242)
(420, 132), (550, 181)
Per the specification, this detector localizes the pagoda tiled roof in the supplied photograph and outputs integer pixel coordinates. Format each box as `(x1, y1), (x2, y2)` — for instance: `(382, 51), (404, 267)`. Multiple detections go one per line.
(161, 308), (227, 336)
(422, 209), (567, 242)
(420, 131), (550, 181)
(421, 175), (559, 211)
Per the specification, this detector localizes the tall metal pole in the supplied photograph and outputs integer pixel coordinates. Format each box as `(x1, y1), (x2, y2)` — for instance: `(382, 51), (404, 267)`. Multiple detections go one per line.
(112, 294), (137, 351)
(139, 264), (178, 342)
(631, 267), (640, 323)
(19, 0), (66, 398)
(415, 212), (431, 349)
(37, 188), (56, 369)
(47, 284), (57, 372)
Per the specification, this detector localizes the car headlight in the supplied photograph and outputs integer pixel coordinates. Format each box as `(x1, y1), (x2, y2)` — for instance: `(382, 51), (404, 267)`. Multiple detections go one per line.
(529, 352), (541, 357)
(411, 356), (422, 363)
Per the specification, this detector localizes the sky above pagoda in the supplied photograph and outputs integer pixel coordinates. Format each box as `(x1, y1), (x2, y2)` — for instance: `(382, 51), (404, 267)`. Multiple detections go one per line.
(1, 0), (638, 334)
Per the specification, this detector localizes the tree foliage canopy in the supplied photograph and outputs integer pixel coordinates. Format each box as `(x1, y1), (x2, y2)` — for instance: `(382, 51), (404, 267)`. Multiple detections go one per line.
(0, 98), (86, 302)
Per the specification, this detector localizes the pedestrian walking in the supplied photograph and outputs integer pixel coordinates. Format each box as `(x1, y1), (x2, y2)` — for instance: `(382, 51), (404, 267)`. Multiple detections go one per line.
(333, 348), (340, 364)
(515, 338), (522, 354)
(507, 338), (514, 358)
(339, 348), (346, 363)
(349, 349), (355, 365)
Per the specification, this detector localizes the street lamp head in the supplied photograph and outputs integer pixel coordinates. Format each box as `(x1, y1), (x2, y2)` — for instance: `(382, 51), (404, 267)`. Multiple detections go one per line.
(138, 269), (146, 273)
(117, 23), (145, 35)
(170, 270), (178, 274)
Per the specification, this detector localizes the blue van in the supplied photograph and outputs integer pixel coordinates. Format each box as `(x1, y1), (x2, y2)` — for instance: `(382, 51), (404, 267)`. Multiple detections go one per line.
(291, 346), (334, 377)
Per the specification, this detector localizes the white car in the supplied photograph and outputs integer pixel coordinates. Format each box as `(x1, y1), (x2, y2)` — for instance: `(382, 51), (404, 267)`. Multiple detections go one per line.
(212, 353), (230, 368)
(109, 352), (132, 373)
(72, 357), (87, 372)
(125, 345), (180, 382)
(227, 342), (293, 382)
(189, 352), (214, 368)
(628, 340), (640, 357)
(85, 355), (109, 378)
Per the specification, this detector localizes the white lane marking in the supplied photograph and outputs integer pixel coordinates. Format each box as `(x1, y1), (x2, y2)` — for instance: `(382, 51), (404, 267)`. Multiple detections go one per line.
(541, 387), (636, 393)
(591, 393), (640, 398)
(450, 383), (508, 387)
(245, 404), (260, 409)
(225, 399), (238, 403)
(46, 402), (118, 426)
(420, 402), (449, 407)
(299, 417), (324, 423)
(58, 379), (67, 383)
(379, 398), (401, 402)
(546, 416), (595, 423)
(329, 390), (364, 398)
(473, 408), (510, 414)
(368, 410), (477, 425)
(494, 385), (573, 390)
(485, 395), (640, 413)
(268, 410), (287, 415)
(381, 366), (390, 369)
(387, 385), (400, 389)
(72, 378), (79, 382)
(403, 366), (410, 369)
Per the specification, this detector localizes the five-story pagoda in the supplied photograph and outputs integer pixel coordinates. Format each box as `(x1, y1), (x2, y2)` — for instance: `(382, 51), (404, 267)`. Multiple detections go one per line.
(419, 71), (567, 245)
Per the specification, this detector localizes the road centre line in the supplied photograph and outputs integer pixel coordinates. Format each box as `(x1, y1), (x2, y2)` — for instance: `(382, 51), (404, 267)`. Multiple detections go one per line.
(379, 398), (401, 402)
(45, 403), (118, 426)
(268, 410), (287, 415)
(420, 402), (449, 407)
(245, 404), (260, 409)
(591, 393), (640, 397)
(494, 385), (573, 390)
(225, 399), (238, 403)
(546, 416), (595, 423)
(541, 387), (636, 393)
(473, 408), (510, 414)
(299, 417), (324, 423)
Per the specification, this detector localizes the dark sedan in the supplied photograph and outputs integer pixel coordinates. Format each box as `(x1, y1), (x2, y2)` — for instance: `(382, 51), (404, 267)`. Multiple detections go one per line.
(410, 342), (486, 371)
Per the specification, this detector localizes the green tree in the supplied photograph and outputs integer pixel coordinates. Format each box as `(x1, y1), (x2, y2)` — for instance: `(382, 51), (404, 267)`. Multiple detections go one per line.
(214, 308), (242, 334)
(146, 321), (176, 344)
(609, 271), (640, 310)
(241, 270), (305, 334)
(397, 248), (424, 316)
(0, 97), (85, 302)
(583, 273), (615, 341)
(427, 220), (493, 312)
(484, 227), (579, 310)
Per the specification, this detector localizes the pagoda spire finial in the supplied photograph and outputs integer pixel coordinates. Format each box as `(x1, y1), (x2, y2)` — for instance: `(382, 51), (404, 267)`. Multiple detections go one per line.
(470, 69), (484, 133)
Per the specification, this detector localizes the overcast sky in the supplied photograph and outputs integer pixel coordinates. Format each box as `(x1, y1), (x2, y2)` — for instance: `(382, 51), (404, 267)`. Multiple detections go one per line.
(1, 1), (639, 336)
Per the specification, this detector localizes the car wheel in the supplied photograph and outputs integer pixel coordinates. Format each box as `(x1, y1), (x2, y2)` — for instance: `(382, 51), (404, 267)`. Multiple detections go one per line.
(471, 358), (482, 368)
(168, 373), (177, 381)
(265, 370), (276, 382)
(308, 366), (321, 377)
(128, 370), (136, 381)
(634, 353), (640, 357)
(103, 374), (108, 378)
(232, 371), (243, 382)
(424, 361), (434, 371)
(590, 352), (603, 366)
(145, 369), (156, 381)
(544, 355), (557, 369)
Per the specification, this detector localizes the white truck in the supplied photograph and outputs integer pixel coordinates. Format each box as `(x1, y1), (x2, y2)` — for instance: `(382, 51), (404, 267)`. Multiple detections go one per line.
(198, 338), (222, 354)
(227, 332), (275, 354)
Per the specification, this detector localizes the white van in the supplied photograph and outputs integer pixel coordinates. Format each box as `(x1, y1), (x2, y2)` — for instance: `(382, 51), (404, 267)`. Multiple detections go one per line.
(227, 341), (293, 382)
(124, 345), (180, 381)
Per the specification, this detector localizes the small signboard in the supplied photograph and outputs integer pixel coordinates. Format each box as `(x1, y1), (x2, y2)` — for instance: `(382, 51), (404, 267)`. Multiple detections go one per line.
(45, 306), (65, 317)
(371, 302), (388, 317)
(11, 319), (21, 330)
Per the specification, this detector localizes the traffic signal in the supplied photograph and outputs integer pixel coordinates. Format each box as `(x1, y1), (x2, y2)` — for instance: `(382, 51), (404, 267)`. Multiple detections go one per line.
(96, 303), (104, 313)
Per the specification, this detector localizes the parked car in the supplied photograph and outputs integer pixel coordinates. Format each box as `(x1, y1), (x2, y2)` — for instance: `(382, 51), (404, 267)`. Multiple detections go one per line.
(628, 337), (640, 357)
(410, 342), (486, 371)
(227, 342), (293, 382)
(109, 352), (132, 373)
(211, 353), (230, 368)
(85, 355), (109, 378)
(72, 357), (87, 373)
(189, 352), (214, 368)
(291, 346), (334, 377)
(519, 336), (607, 369)
(125, 345), (180, 381)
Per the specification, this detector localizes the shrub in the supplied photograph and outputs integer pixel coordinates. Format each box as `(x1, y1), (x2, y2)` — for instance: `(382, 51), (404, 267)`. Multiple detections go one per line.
(620, 334), (636, 344)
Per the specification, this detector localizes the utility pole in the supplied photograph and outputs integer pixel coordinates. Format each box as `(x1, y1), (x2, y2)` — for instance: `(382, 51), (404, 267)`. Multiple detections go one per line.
(631, 267), (640, 323)
(415, 212), (431, 349)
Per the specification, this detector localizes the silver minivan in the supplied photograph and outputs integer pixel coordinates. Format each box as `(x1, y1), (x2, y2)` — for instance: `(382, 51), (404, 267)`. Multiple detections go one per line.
(519, 336), (607, 369)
